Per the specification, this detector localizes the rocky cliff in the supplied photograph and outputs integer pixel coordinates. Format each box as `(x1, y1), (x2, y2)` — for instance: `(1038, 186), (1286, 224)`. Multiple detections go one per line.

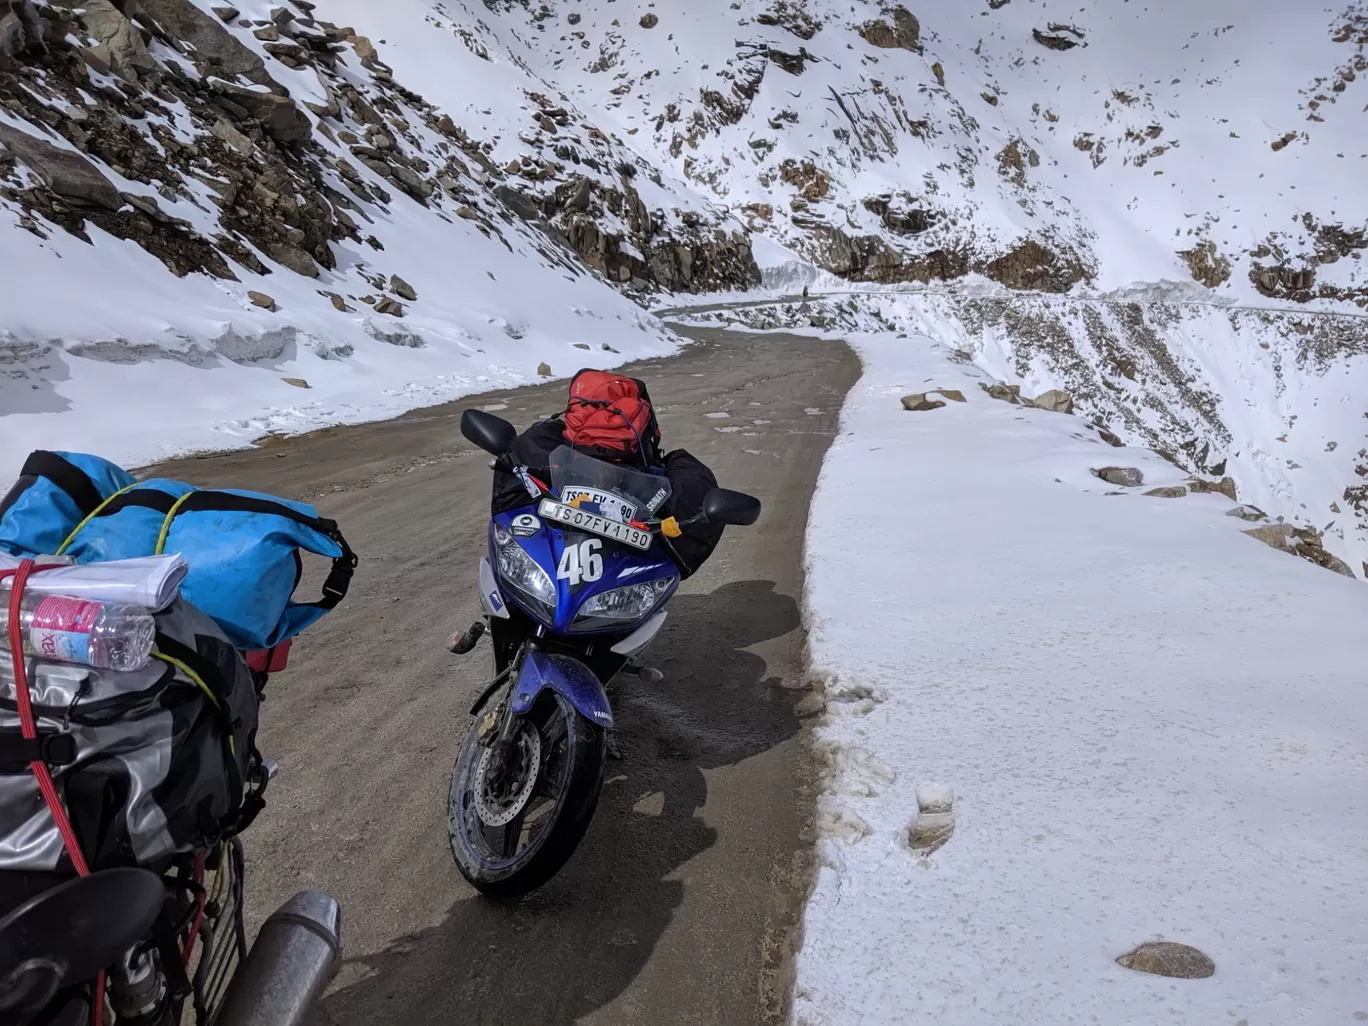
(0, 0), (758, 299)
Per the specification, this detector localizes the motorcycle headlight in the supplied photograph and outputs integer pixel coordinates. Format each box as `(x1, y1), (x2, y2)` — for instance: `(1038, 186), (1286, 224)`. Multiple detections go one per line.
(494, 527), (555, 621)
(571, 577), (674, 633)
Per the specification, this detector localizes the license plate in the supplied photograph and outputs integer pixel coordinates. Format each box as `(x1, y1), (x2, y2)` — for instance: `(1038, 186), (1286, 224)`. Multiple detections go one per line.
(538, 499), (653, 551)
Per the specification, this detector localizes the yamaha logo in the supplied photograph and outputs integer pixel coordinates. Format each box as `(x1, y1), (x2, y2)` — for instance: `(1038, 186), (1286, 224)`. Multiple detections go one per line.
(510, 514), (540, 537)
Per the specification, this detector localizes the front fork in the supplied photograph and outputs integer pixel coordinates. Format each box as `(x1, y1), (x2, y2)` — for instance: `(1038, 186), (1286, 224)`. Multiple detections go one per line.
(475, 642), (529, 786)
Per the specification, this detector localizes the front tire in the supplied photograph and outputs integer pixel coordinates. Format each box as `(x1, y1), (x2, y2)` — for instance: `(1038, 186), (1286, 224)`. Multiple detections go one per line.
(447, 692), (606, 899)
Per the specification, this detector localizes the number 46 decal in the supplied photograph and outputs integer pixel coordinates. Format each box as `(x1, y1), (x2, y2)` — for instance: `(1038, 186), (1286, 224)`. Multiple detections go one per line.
(557, 538), (603, 585)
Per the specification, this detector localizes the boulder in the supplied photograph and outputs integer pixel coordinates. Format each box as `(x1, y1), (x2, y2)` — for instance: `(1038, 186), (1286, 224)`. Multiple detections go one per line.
(537, 361), (552, 377)
(1094, 467), (1144, 487)
(0, 1), (45, 58)
(79, 0), (158, 83)
(1117, 942), (1214, 980)
(1323, 554), (1357, 578)
(391, 164), (432, 197)
(348, 34), (378, 62)
(373, 296), (404, 317)
(1188, 476), (1238, 502)
(119, 191), (190, 228)
(859, 6), (921, 52)
(901, 393), (947, 412)
(208, 80), (311, 144)
(211, 118), (254, 156)
(266, 242), (320, 278)
(303, 80), (342, 120)
(281, 377), (310, 388)
(639, 13), (658, 28)
(494, 185), (541, 220)
(1033, 28), (1080, 51)
(210, 6), (239, 21)
(934, 389), (967, 403)
(1144, 486), (1187, 499)
(908, 811), (954, 854)
(1178, 240), (1232, 289)
(1028, 388), (1074, 414)
(980, 381), (1022, 404)
(389, 274), (417, 301)
(138, 0), (276, 86)
(0, 124), (123, 210)
(1288, 525), (1357, 578)
(1225, 504), (1267, 522)
(909, 786), (954, 854)
(1094, 424), (1124, 447)
(248, 290), (277, 311)
(1242, 523), (1297, 553)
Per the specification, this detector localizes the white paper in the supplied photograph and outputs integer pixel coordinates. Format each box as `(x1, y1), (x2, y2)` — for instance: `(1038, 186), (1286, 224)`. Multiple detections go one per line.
(0, 553), (187, 611)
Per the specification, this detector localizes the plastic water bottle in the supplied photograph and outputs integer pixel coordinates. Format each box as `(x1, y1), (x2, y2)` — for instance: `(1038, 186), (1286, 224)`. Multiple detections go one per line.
(0, 591), (156, 671)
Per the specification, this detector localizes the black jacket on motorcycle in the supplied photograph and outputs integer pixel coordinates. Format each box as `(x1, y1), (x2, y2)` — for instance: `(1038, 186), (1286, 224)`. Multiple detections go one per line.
(489, 418), (724, 579)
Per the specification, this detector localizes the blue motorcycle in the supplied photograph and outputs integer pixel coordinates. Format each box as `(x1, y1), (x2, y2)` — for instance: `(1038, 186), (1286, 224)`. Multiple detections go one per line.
(446, 410), (761, 898)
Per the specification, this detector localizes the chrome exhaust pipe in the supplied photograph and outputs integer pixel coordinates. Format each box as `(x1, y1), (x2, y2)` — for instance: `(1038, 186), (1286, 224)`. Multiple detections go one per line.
(213, 891), (341, 1026)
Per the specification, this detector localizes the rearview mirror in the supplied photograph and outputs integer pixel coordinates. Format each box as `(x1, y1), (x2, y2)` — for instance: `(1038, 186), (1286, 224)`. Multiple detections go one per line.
(461, 409), (517, 456)
(702, 488), (761, 527)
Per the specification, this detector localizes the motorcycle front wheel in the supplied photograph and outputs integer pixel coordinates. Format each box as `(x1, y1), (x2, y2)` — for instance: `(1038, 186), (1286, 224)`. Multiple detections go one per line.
(447, 692), (606, 899)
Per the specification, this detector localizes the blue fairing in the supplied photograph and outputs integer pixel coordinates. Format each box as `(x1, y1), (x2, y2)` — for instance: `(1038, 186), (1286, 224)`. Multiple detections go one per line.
(511, 650), (615, 728)
(488, 503), (678, 729)
(489, 506), (678, 635)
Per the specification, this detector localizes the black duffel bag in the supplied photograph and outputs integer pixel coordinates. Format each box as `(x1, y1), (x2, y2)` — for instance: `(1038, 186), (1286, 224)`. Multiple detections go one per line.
(0, 600), (260, 875)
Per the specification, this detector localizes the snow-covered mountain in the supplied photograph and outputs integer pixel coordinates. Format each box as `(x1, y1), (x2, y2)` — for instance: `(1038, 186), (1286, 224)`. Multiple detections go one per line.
(470, 0), (1368, 300)
(2, 0), (1366, 569)
(0, 0), (757, 471)
(469, 0), (1368, 570)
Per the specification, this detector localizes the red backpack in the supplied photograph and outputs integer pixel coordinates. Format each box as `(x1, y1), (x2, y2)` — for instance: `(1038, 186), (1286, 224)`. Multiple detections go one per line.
(562, 369), (661, 464)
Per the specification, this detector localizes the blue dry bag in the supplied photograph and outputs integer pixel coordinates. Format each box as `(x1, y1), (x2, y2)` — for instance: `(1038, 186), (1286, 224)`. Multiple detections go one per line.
(0, 451), (136, 558)
(0, 452), (356, 651)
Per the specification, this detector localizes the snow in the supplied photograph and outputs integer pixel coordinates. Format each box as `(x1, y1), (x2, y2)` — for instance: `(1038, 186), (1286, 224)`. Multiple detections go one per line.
(791, 326), (1368, 1024)
(673, 286), (1368, 583)
(0, 192), (676, 475)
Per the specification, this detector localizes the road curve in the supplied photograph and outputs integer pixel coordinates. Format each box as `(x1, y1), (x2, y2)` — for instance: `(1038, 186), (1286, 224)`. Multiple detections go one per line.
(151, 326), (859, 1025)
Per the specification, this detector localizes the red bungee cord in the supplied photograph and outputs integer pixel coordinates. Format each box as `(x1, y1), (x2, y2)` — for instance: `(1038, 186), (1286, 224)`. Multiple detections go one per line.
(3, 559), (105, 1026)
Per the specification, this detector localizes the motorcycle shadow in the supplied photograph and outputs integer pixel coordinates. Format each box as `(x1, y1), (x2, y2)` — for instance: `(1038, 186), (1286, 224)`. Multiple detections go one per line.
(311, 578), (806, 1026)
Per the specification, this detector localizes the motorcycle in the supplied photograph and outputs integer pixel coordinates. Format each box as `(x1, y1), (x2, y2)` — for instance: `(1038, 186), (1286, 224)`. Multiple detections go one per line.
(0, 659), (340, 1026)
(446, 410), (761, 898)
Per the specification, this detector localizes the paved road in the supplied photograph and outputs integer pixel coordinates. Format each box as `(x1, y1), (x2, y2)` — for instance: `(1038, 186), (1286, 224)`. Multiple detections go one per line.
(154, 327), (858, 1025)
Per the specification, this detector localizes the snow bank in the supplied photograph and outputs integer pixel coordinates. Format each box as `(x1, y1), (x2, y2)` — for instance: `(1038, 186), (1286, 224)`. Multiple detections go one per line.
(0, 205), (675, 477)
(793, 329), (1368, 1024)
(674, 289), (1368, 579)
(0, 0), (688, 480)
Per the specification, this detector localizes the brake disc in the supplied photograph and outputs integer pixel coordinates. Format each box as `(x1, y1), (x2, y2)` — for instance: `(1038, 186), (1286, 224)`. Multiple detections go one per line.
(472, 726), (542, 828)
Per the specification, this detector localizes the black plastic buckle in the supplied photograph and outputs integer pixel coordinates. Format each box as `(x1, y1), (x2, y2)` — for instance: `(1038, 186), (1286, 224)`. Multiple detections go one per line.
(0, 730), (77, 772)
(40, 732), (76, 766)
(320, 563), (353, 602)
